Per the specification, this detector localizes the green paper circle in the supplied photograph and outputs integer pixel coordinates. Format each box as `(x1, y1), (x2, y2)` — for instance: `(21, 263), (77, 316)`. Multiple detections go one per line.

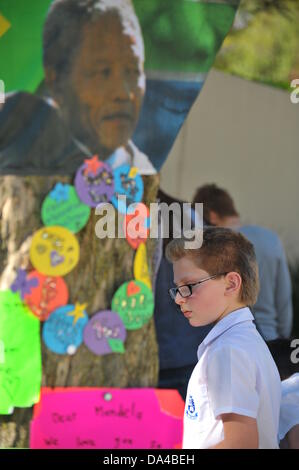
(41, 184), (90, 233)
(111, 280), (154, 330)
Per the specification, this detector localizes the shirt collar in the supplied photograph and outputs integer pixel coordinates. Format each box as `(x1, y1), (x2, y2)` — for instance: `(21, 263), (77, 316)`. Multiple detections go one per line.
(202, 306), (255, 348)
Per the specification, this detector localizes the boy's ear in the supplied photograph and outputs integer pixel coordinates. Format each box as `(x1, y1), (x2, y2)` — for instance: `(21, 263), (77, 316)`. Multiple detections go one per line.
(224, 272), (242, 297)
(209, 210), (221, 226)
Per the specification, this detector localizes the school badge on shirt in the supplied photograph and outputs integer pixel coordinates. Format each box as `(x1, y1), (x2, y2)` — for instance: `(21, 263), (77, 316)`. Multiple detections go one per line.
(186, 395), (198, 420)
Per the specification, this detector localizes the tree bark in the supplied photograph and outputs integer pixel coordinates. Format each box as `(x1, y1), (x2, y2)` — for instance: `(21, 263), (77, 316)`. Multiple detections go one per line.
(0, 172), (160, 448)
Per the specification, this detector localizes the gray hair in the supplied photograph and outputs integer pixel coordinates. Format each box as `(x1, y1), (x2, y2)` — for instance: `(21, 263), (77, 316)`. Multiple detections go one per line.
(43, 0), (144, 87)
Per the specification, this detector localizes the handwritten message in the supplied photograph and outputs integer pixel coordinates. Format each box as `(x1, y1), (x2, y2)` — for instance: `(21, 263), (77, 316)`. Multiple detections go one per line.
(0, 290), (41, 414)
(43, 304), (88, 355)
(30, 226), (80, 277)
(24, 271), (69, 321)
(83, 310), (126, 356)
(74, 158), (114, 208)
(111, 164), (144, 214)
(30, 388), (184, 449)
(124, 203), (150, 250)
(111, 280), (154, 330)
(41, 184), (90, 233)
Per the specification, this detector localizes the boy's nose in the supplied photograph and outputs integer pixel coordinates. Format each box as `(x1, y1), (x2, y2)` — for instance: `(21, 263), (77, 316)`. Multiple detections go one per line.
(175, 292), (186, 306)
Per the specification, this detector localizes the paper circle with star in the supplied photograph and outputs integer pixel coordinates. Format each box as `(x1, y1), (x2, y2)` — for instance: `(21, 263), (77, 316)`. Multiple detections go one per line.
(111, 280), (154, 330)
(30, 226), (80, 277)
(23, 271), (69, 322)
(74, 156), (114, 207)
(111, 165), (143, 214)
(42, 303), (89, 355)
(133, 243), (152, 290)
(83, 310), (127, 356)
(41, 183), (90, 233)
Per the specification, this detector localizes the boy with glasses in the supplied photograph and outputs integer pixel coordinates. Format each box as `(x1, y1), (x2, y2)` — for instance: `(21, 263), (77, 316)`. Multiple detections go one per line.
(166, 227), (281, 448)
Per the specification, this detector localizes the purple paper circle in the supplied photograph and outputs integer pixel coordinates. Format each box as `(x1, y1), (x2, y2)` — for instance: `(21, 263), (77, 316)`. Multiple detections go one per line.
(83, 310), (126, 355)
(74, 161), (114, 207)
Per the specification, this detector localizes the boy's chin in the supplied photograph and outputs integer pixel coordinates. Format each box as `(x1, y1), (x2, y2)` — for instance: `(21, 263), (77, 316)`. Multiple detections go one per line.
(189, 318), (208, 327)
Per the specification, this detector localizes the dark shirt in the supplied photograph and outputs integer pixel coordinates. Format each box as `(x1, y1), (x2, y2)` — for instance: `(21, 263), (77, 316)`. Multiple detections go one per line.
(0, 92), (89, 175)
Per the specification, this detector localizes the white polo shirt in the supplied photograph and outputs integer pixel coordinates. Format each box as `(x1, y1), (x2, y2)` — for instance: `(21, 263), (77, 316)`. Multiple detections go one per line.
(183, 307), (281, 449)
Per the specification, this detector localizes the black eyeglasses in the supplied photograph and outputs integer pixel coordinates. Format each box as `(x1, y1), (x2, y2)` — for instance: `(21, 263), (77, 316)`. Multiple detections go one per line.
(168, 272), (228, 301)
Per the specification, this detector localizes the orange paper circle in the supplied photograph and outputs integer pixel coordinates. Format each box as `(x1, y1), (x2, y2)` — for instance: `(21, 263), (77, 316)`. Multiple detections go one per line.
(24, 271), (69, 321)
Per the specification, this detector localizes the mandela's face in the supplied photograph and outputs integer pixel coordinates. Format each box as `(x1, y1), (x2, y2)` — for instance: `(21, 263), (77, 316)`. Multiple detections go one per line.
(63, 12), (145, 156)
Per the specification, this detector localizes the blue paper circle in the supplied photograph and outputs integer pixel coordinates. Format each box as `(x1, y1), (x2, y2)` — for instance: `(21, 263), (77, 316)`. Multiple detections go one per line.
(42, 304), (88, 355)
(111, 164), (143, 214)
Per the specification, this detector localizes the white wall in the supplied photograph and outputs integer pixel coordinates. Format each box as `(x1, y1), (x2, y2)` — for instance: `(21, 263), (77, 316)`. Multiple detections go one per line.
(160, 69), (299, 262)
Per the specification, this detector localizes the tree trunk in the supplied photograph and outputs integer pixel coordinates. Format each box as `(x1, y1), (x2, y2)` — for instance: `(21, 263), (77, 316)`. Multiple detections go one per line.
(0, 172), (160, 448)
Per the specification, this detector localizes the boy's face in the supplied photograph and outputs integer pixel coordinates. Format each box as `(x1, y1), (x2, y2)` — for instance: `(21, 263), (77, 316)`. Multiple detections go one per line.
(172, 256), (230, 327)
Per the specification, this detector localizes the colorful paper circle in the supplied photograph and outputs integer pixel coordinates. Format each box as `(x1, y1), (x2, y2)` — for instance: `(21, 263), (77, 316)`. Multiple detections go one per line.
(41, 183), (90, 233)
(111, 165), (143, 214)
(83, 310), (126, 356)
(23, 271), (69, 321)
(133, 243), (152, 290)
(111, 280), (154, 330)
(124, 202), (150, 249)
(42, 304), (88, 355)
(30, 226), (80, 277)
(74, 156), (114, 207)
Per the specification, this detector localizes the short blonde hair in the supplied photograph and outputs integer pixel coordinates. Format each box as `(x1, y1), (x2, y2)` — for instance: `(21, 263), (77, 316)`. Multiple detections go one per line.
(166, 227), (259, 306)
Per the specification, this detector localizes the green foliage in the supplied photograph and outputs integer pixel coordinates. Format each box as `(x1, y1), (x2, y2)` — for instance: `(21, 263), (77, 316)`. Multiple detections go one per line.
(214, 0), (299, 89)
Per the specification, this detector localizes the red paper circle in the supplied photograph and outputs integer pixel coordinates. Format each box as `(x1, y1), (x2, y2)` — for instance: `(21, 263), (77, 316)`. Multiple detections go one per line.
(24, 271), (69, 321)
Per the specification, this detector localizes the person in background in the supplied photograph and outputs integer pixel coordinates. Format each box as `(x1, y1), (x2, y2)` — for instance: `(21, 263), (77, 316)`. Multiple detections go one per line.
(267, 339), (299, 449)
(193, 183), (293, 341)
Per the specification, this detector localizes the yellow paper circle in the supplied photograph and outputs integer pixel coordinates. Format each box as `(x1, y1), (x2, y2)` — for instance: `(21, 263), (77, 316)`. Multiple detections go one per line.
(30, 226), (80, 277)
(133, 242), (152, 290)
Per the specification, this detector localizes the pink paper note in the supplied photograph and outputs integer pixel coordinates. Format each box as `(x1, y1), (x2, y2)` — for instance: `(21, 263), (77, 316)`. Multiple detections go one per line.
(30, 388), (184, 449)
